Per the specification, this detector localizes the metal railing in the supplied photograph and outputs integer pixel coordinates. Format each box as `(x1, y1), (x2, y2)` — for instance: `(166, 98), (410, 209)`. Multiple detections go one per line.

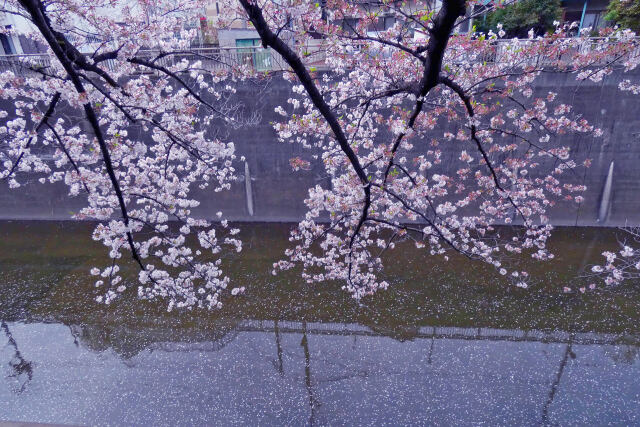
(0, 47), (290, 75)
(0, 37), (638, 75)
(475, 37), (640, 66)
(0, 53), (52, 74)
(131, 47), (289, 73)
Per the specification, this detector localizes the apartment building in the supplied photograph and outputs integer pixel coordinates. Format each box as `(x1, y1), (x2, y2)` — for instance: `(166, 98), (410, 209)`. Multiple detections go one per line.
(561, 0), (612, 32)
(199, 0), (474, 49)
(0, 12), (42, 55)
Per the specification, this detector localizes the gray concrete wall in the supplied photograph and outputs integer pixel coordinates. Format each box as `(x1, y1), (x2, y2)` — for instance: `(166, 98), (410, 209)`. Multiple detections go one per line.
(1, 70), (639, 226)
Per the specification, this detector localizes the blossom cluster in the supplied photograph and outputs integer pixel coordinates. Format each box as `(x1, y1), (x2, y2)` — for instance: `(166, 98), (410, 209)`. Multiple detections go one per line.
(231, 0), (640, 296)
(0, 0), (250, 309)
(591, 229), (640, 287)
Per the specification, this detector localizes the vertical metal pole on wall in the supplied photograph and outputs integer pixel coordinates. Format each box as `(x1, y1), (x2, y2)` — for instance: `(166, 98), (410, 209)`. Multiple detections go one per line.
(244, 160), (254, 217)
(598, 161), (614, 223)
(578, 0), (588, 34)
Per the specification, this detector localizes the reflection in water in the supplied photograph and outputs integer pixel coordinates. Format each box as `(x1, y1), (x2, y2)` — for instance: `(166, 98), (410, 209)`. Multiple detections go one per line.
(63, 320), (640, 359)
(605, 344), (640, 364)
(541, 336), (575, 425)
(68, 325), (80, 347)
(1, 321), (33, 393)
(301, 322), (319, 426)
(0, 321), (639, 425)
(427, 335), (435, 364)
(273, 320), (284, 376)
(0, 222), (640, 425)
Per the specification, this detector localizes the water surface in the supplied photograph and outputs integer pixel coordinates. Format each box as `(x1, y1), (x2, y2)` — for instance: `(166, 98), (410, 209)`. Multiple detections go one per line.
(0, 222), (639, 425)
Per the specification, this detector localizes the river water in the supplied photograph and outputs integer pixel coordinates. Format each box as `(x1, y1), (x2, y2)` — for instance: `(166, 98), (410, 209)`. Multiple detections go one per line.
(0, 221), (639, 426)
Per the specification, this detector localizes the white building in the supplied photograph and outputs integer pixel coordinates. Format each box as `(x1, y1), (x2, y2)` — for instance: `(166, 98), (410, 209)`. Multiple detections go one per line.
(0, 11), (36, 54)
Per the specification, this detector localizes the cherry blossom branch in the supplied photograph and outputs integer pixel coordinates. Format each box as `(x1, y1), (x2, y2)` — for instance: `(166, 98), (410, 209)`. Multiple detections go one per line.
(381, 0), (467, 182)
(2, 91), (60, 180)
(19, 0), (144, 269)
(238, 0), (369, 185)
(42, 120), (91, 194)
(127, 57), (236, 121)
(438, 75), (504, 191)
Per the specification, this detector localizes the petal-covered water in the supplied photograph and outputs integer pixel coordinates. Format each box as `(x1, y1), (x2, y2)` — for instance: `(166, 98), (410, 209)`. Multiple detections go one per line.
(0, 222), (639, 425)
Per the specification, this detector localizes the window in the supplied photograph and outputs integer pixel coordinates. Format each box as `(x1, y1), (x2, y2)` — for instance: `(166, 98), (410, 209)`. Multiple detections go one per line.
(0, 26), (16, 55)
(340, 18), (359, 35)
(235, 39), (271, 71)
(581, 12), (603, 30)
(369, 16), (396, 32)
(236, 38), (261, 48)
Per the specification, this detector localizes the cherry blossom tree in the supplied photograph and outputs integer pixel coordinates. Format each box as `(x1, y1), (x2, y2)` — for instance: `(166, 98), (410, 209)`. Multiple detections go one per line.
(225, 0), (640, 297)
(0, 0), (248, 310)
(1, 0), (639, 309)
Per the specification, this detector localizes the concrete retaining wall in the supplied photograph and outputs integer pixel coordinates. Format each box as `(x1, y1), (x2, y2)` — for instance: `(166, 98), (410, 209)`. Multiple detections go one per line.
(1, 70), (639, 226)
